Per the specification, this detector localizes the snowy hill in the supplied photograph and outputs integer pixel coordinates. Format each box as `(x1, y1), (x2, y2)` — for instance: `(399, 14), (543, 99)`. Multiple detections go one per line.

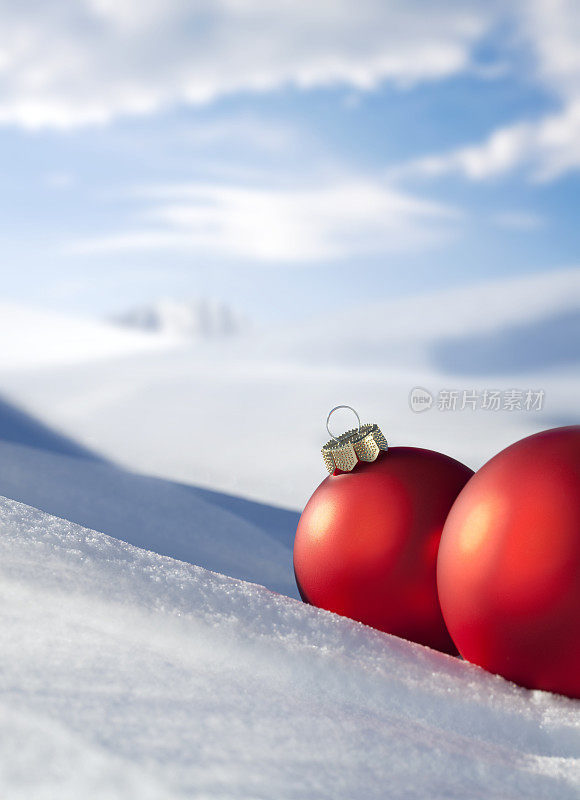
(0, 395), (297, 597)
(0, 268), (577, 509)
(1, 495), (579, 799)
(262, 268), (580, 372)
(433, 307), (580, 374)
(111, 297), (246, 339)
(0, 302), (175, 369)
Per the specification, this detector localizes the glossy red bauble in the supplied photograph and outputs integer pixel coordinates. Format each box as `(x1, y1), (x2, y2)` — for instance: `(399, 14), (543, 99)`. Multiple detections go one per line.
(437, 426), (580, 698)
(294, 447), (473, 653)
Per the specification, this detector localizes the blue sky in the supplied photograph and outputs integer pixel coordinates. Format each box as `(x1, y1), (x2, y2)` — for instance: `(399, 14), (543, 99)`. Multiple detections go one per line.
(0, 0), (578, 322)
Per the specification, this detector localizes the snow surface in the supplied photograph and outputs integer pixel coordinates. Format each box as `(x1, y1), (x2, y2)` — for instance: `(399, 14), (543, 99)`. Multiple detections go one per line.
(1, 495), (579, 799)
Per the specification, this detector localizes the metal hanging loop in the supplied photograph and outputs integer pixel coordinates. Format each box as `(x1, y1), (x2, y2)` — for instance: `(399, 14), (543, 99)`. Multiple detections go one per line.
(326, 405), (361, 442)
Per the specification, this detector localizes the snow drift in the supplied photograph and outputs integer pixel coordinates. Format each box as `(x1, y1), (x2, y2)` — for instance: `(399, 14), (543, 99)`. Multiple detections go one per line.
(1, 496), (579, 799)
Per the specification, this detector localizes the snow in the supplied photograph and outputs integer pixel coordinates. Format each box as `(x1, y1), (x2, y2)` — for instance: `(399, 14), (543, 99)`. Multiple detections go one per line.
(0, 269), (577, 507)
(110, 297), (246, 340)
(263, 267), (580, 369)
(0, 302), (177, 369)
(0, 435), (298, 598)
(0, 388), (297, 597)
(1, 496), (579, 799)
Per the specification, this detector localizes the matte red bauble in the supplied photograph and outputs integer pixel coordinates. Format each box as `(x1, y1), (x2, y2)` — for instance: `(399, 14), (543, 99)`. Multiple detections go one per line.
(437, 426), (580, 698)
(293, 407), (473, 654)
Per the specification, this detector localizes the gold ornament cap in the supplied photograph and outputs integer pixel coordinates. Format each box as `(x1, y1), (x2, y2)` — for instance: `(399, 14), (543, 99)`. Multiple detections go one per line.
(322, 405), (388, 474)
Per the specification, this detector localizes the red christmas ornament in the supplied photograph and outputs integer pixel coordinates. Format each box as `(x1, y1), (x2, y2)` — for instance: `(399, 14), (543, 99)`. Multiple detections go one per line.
(293, 406), (473, 654)
(437, 426), (580, 698)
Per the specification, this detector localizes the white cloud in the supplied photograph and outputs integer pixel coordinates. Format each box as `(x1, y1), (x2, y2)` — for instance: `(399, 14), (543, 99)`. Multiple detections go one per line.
(401, 101), (580, 182)
(0, 1), (494, 128)
(393, 0), (580, 183)
(66, 179), (459, 262)
(520, 0), (580, 103)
